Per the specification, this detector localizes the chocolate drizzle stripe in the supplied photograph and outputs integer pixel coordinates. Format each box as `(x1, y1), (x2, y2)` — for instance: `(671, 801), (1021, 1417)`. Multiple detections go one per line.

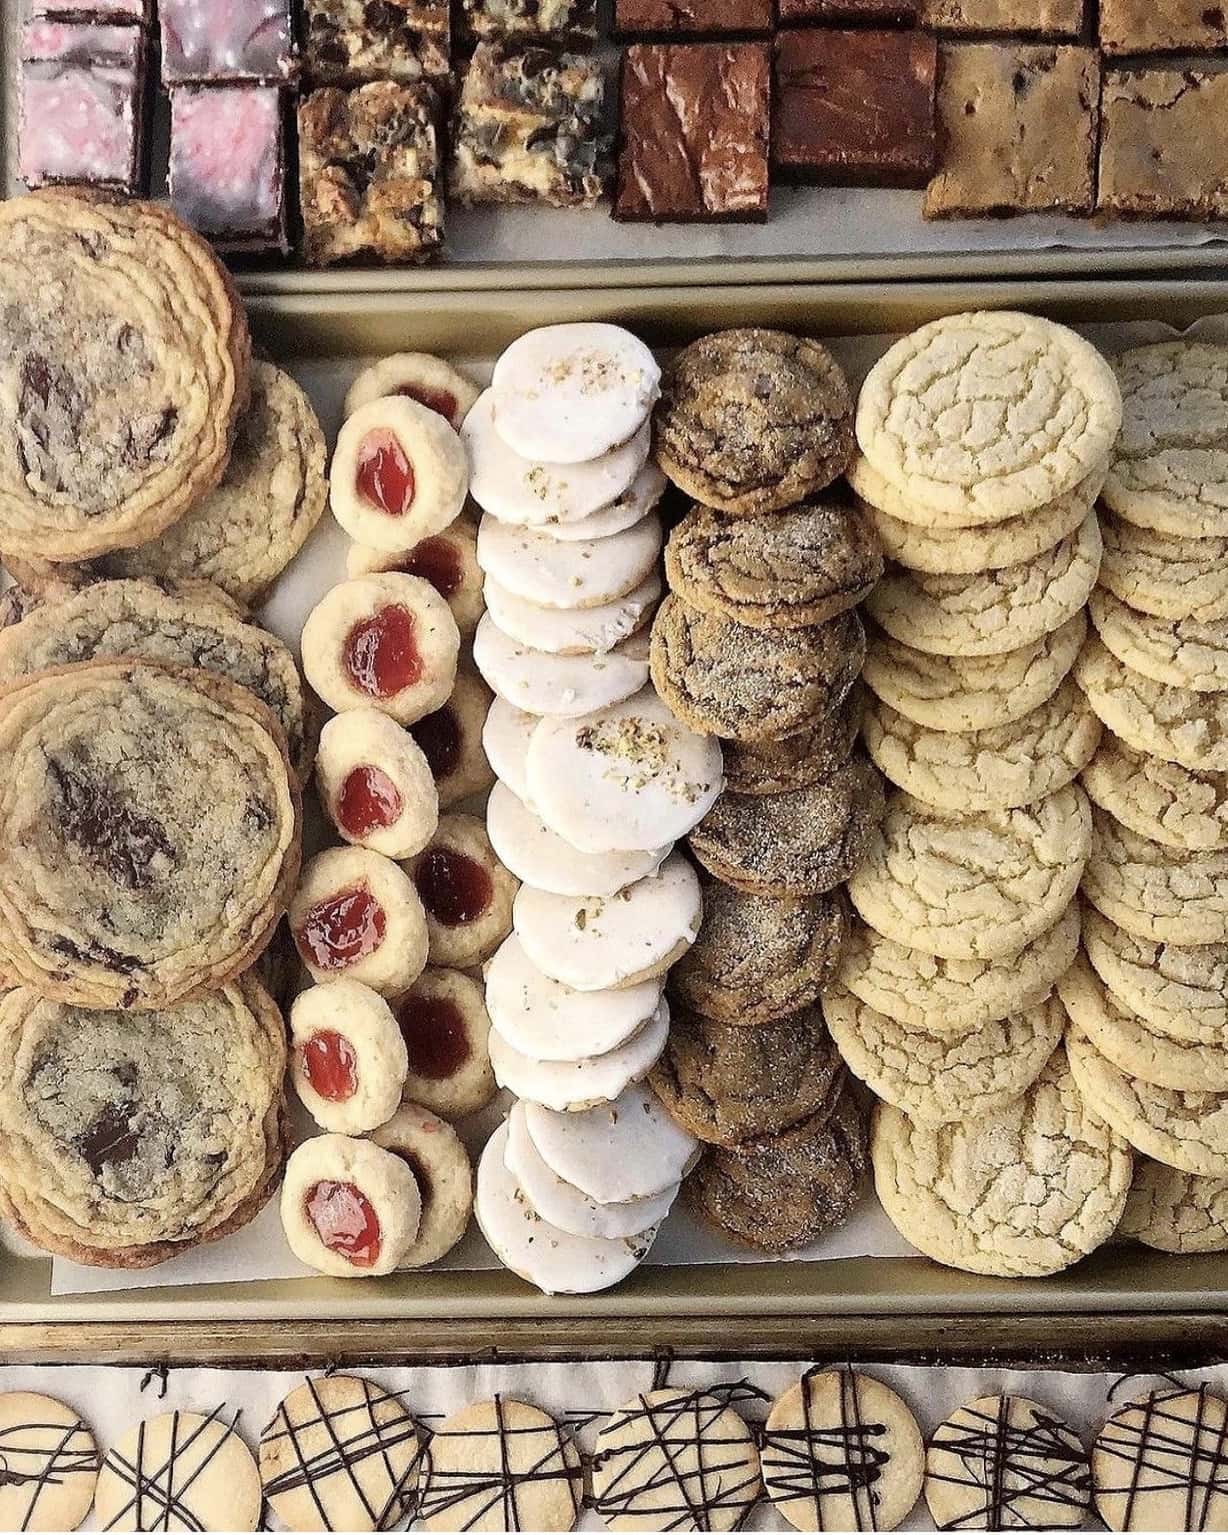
(0, 1414), (97, 1533)
(927, 1398), (1089, 1531)
(1098, 1388), (1228, 1533)
(100, 1404), (242, 1533)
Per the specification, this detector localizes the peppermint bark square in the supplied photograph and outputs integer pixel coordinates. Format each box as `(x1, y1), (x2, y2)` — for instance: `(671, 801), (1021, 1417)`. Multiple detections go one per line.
(159, 0), (296, 84)
(169, 86), (289, 252)
(458, 0), (597, 46)
(304, 0), (450, 85)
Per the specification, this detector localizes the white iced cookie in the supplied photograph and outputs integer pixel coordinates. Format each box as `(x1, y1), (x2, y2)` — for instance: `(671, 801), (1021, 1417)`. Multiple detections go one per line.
(528, 688), (724, 853)
(490, 1000), (670, 1111)
(97, 1412), (260, 1534)
(281, 1134), (420, 1278)
(391, 967), (498, 1120)
(344, 352), (480, 430)
(482, 695), (538, 802)
(463, 390), (650, 528)
(316, 708), (439, 860)
(409, 669), (496, 810)
(290, 979), (408, 1135)
(291, 846), (429, 996)
(370, 1103), (474, 1267)
(504, 1100), (677, 1239)
(331, 397), (469, 552)
(487, 781), (670, 897)
(491, 323), (661, 464)
(302, 574), (460, 726)
(475, 1123), (659, 1295)
(514, 853), (702, 991)
(347, 516), (485, 638)
(406, 812), (518, 968)
(540, 462), (666, 542)
(524, 1082), (699, 1203)
(474, 615), (650, 718)
(485, 934), (664, 1062)
(477, 513), (662, 610)
(0, 1392), (98, 1533)
(483, 572), (661, 656)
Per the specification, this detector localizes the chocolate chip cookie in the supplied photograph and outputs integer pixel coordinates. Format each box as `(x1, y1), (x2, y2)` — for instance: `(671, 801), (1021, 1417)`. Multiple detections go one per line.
(0, 191), (250, 564)
(0, 976), (286, 1267)
(651, 593), (864, 743)
(0, 660), (301, 1010)
(664, 499), (882, 629)
(722, 684), (863, 796)
(689, 758), (885, 897)
(655, 329), (855, 517)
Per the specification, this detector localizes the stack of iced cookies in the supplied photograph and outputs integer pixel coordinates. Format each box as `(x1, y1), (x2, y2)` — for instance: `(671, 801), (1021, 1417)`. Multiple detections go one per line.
(647, 328), (883, 1253)
(1068, 340), (1228, 1255)
(466, 323), (723, 1292)
(841, 310), (1136, 1278)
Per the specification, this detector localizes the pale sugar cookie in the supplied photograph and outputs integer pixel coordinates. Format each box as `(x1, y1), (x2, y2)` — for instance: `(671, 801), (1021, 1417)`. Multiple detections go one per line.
(1119, 1159), (1228, 1254)
(1099, 514), (1228, 623)
(290, 978), (408, 1134)
(331, 397), (468, 552)
(1082, 906), (1228, 1046)
(1075, 634), (1228, 773)
(1082, 806), (1228, 946)
(1082, 734), (1228, 851)
(473, 614), (650, 717)
(1090, 586), (1228, 694)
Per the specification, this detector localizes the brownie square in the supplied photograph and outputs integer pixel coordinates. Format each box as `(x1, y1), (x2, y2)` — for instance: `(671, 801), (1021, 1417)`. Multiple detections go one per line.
(773, 29), (936, 187)
(925, 44), (1098, 217)
(458, 0), (597, 47)
(920, 0), (1083, 35)
(169, 85), (288, 251)
(779, 0), (917, 21)
(298, 81), (443, 264)
(614, 0), (771, 38)
(160, 0), (296, 84)
(449, 43), (606, 208)
(1100, 0), (1228, 54)
(19, 20), (148, 193)
(615, 42), (770, 222)
(304, 0), (449, 85)
(1099, 68), (1228, 220)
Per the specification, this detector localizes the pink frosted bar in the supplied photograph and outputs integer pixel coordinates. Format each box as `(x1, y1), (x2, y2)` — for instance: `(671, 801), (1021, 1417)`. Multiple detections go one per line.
(169, 86), (289, 252)
(160, 0), (296, 83)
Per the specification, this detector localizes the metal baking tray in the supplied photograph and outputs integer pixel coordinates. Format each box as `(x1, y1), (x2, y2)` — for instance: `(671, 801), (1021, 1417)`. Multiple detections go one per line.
(3, 277), (1228, 1360)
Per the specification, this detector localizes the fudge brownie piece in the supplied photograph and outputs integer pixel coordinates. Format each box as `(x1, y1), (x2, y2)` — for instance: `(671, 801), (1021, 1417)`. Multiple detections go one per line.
(773, 29), (936, 187)
(779, 0), (916, 18)
(1099, 68), (1228, 220)
(925, 44), (1098, 217)
(459, 0), (597, 47)
(169, 86), (289, 252)
(299, 81), (443, 263)
(614, 0), (771, 38)
(921, 0), (1083, 34)
(615, 42), (770, 222)
(450, 42), (606, 208)
(304, 0), (449, 85)
(19, 21), (148, 193)
(1100, 0), (1228, 54)
(160, 0), (296, 84)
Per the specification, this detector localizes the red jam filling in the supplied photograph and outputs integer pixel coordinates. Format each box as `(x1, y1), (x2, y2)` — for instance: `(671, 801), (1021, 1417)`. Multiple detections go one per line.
(397, 382), (458, 422)
(295, 883), (387, 971)
(356, 429), (415, 517)
(337, 764), (403, 837)
(396, 994), (471, 1080)
(302, 1030), (358, 1102)
(414, 848), (493, 927)
(393, 1147), (434, 1218)
(343, 604), (423, 698)
(402, 536), (464, 600)
(409, 703), (461, 782)
(305, 1180), (381, 1267)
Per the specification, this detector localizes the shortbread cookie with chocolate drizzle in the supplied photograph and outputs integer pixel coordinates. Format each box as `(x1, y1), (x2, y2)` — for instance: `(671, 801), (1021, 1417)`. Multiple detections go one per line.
(96, 1409), (261, 1534)
(1094, 1386), (1228, 1532)
(0, 1392), (99, 1533)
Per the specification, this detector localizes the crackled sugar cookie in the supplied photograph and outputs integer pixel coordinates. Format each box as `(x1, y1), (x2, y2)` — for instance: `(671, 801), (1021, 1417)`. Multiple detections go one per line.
(348, 517), (485, 639)
(407, 813), (517, 969)
(593, 1388), (762, 1533)
(490, 1000), (670, 1112)
(1075, 635), (1228, 773)
(261, 1375), (422, 1534)
(370, 1103), (474, 1267)
(1090, 587), (1228, 694)
(487, 781), (669, 898)
(410, 669), (496, 810)
(392, 967), (497, 1120)
(316, 708), (439, 860)
(1082, 906), (1228, 1045)
(863, 678), (1101, 811)
(0, 1392), (98, 1533)
(302, 574), (461, 726)
(839, 906), (1080, 1033)
(763, 1370), (923, 1533)
(1082, 806), (1228, 946)
(1094, 1386), (1228, 1533)
(1120, 1159), (1228, 1254)
(290, 979), (408, 1134)
(96, 1409), (261, 1533)
(344, 351), (480, 429)
(477, 512), (662, 610)
(926, 1396), (1090, 1532)
(655, 329), (854, 516)
(1082, 735), (1228, 852)
(855, 310), (1122, 524)
(862, 611), (1087, 733)
(722, 686), (862, 797)
(847, 786), (1091, 961)
(1099, 515), (1228, 623)
(331, 396), (469, 552)
(871, 1046), (1132, 1276)
(485, 572), (661, 657)
(420, 1397), (584, 1531)
(281, 1133), (420, 1277)
(525, 1082), (699, 1204)
(292, 846), (429, 996)
(474, 613), (651, 717)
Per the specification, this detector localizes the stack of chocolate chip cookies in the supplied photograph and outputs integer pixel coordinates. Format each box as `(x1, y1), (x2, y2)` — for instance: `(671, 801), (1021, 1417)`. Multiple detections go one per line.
(649, 327), (884, 1252)
(1067, 341), (1228, 1251)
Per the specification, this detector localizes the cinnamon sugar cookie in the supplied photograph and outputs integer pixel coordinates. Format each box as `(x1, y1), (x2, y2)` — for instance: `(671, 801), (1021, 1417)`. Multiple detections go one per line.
(689, 759), (884, 897)
(651, 594), (864, 744)
(722, 685), (862, 796)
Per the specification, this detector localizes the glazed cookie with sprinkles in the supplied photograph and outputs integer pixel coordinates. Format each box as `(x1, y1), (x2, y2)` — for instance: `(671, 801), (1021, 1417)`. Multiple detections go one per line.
(344, 352), (480, 429)
(348, 518), (486, 639)
(524, 1082), (699, 1205)
(477, 513), (662, 611)
(407, 812), (517, 968)
(420, 1398), (583, 1531)
(280, 1133), (420, 1277)
(290, 846), (429, 996)
(473, 615), (651, 717)
(331, 397), (469, 552)
(0, 1392), (98, 1533)
(1094, 1386), (1228, 1532)
(410, 670), (497, 810)
(392, 968), (497, 1120)
(95, 1408), (261, 1534)
(489, 998), (670, 1111)
(487, 780), (669, 897)
(289, 979), (408, 1134)
(540, 462), (666, 543)
(316, 708), (439, 860)
(483, 570), (661, 657)
(370, 1103), (474, 1267)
